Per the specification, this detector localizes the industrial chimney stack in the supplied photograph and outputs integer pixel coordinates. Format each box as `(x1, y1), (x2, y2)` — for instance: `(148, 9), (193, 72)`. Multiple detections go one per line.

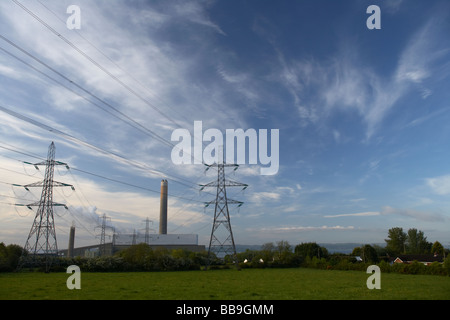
(159, 179), (168, 234)
(68, 222), (75, 258)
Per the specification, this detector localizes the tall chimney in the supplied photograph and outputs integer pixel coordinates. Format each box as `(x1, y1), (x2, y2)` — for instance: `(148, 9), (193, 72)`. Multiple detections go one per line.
(68, 222), (75, 258)
(159, 179), (168, 234)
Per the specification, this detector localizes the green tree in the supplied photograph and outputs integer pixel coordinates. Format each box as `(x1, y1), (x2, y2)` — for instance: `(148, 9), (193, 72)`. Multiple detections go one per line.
(260, 242), (275, 262)
(117, 243), (154, 267)
(431, 241), (444, 255)
(385, 227), (407, 255)
(0, 243), (24, 272)
(351, 246), (361, 256)
(237, 249), (258, 263)
(373, 244), (388, 257)
(0, 243), (7, 271)
(275, 240), (292, 261)
(444, 255), (450, 276)
(295, 242), (328, 259)
(352, 245), (378, 263)
(406, 228), (431, 254)
(361, 244), (378, 263)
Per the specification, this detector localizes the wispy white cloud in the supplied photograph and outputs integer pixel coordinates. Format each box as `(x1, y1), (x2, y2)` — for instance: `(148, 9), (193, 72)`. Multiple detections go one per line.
(251, 191), (281, 202)
(0, 0), (249, 181)
(269, 10), (450, 140)
(0, 63), (21, 80)
(254, 225), (355, 233)
(1, 1), (449, 247)
(171, 0), (226, 36)
(404, 107), (449, 129)
(380, 206), (445, 222)
(0, 163), (206, 247)
(324, 212), (379, 218)
(395, 15), (450, 85)
(426, 175), (450, 195)
(324, 206), (445, 222)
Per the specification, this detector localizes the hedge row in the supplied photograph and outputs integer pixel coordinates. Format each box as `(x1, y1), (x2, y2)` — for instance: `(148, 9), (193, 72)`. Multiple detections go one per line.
(25, 249), (209, 272)
(239, 255), (450, 276)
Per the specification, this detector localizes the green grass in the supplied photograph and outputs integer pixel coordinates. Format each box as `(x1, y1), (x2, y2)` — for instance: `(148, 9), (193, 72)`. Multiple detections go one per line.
(0, 268), (449, 300)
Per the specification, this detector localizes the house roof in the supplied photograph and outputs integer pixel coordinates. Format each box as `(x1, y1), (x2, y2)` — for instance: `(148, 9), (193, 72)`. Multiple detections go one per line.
(393, 254), (444, 263)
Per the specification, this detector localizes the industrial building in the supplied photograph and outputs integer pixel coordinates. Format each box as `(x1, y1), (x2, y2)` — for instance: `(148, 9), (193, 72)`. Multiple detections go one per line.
(60, 180), (205, 258)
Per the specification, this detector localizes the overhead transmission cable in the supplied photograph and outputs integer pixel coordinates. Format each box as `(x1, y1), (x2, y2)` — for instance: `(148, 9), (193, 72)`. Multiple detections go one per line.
(0, 104), (198, 188)
(35, 0), (183, 124)
(0, 37), (173, 149)
(7, 0), (211, 166)
(0, 34), (210, 171)
(0, 140), (209, 203)
(3, 1), (224, 229)
(12, 0), (181, 129)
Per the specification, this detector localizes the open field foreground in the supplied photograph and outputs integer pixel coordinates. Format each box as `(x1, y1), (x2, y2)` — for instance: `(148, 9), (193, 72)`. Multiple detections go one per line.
(0, 268), (449, 300)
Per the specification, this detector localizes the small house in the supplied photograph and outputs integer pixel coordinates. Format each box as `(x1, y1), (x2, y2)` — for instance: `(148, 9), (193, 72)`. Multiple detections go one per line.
(392, 254), (444, 266)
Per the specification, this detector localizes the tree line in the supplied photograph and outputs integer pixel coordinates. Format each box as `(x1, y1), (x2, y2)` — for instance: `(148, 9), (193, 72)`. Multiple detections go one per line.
(0, 243), (22, 272)
(1, 227), (449, 274)
(233, 227), (450, 275)
(0, 242), (209, 272)
(384, 227), (444, 256)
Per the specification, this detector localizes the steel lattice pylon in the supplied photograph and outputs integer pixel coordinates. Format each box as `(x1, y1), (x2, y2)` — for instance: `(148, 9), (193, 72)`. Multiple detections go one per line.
(95, 213), (114, 257)
(18, 142), (73, 272)
(200, 160), (247, 269)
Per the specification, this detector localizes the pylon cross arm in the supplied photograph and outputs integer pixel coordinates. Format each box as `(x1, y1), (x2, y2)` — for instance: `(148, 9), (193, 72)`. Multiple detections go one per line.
(23, 181), (74, 190)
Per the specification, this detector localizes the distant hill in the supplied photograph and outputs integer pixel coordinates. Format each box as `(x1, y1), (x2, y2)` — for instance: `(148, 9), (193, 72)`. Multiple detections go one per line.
(235, 243), (385, 254)
(319, 243), (385, 254)
(235, 244), (262, 253)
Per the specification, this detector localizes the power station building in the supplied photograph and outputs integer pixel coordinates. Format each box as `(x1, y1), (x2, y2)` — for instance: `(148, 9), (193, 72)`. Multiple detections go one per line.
(61, 180), (205, 257)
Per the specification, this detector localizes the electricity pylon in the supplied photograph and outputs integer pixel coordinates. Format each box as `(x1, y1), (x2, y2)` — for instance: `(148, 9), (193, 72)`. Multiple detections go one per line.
(17, 142), (74, 272)
(95, 213), (114, 256)
(142, 217), (153, 244)
(200, 156), (247, 270)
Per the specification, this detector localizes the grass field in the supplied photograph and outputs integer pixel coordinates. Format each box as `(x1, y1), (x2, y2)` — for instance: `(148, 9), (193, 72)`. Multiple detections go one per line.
(0, 268), (449, 300)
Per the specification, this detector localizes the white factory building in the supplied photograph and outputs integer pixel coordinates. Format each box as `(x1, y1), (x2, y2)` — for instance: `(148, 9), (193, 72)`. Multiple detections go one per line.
(114, 234), (199, 247)
(60, 179), (205, 257)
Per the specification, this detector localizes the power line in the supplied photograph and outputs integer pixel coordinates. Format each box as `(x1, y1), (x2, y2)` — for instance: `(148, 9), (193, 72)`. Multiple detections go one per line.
(3, 2), (210, 165)
(0, 141), (206, 244)
(0, 142), (216, 236)
(0, 0), (231, 234)
(0, 36), (173, 149)
(0, 146), (219, 239)
(0, 142), (43, 161)
(0, 139), (210, 204)
(35, 0), (184, 125)
(0, 34), (214, 187)
(70, 167), (205, 203)
(0, 140), (248, 236)
(0, 104), (202, 191)
(0, 193), (33, 203)
(12, 0), (182, 129)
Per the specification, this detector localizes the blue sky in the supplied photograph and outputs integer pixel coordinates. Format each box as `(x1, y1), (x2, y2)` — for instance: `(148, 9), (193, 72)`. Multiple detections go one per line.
(0, 0), (450, 249)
